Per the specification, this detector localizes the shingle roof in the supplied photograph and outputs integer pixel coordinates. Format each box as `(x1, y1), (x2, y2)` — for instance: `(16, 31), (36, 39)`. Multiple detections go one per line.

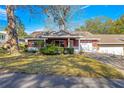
(31, 30), (124, 44)
(31, 31), (43, 37)
(72, 31), (93, 36)
(84, 34), (124, 44)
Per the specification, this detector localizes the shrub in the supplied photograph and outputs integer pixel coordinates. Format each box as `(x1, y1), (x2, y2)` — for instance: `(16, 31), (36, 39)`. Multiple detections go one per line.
(58, 47), (64, 54)
(69, 48), (74, 54)
(40, 44), (64, 55)
(19, 43), (26, 51)
(0, 47), (7, 53)
(29, 50), (37, 53)
(64, 48), (74, 54)
(27, 47), (39, 53)
(79, 50), (84, 54)
(24, 49), (28, 52)
(35, 40), (44, 47)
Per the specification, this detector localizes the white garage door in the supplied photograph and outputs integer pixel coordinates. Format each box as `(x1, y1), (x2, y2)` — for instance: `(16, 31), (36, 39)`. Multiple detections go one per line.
(80, 43), (96, 52)
(98, 46), (124, 55)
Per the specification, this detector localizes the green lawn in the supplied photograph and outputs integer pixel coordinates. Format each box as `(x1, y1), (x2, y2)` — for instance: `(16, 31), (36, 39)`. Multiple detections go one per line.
(0, 53), (124, 79)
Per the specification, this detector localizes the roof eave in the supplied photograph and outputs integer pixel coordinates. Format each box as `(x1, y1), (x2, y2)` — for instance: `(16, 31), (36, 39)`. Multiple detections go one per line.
(41, 35), (83, 38)
(98, 43), (124, 45)
(80, 38), (100, 40)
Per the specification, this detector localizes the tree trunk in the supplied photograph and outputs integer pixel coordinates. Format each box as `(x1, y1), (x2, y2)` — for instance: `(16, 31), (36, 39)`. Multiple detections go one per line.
(6, 5), (19, 54)
(59, 19), (66, 31)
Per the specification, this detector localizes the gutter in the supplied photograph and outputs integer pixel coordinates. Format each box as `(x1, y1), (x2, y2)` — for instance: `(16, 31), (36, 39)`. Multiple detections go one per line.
(98, 43), (124, 45)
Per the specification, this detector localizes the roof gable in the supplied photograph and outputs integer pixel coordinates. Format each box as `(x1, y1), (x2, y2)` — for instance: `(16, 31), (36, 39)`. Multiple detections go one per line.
(52, 30), (71, 36)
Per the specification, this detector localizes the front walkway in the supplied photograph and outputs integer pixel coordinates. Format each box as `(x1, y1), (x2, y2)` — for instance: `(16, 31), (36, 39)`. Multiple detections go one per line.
(0, 72), (124, 88)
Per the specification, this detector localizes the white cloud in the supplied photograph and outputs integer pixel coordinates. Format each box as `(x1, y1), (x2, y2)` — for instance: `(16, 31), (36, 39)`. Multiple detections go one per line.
(80, 5), (90, 10)
(26, 27), (46, 34)
(0, 8), (6, 15)
(35, 27), (45, 31)
(0, 14), (7, 21)
(35, 27), (54, 31)
(0, 8), (7, 21)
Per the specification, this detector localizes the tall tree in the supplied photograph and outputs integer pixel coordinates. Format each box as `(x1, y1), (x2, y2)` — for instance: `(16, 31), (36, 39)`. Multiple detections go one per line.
(45, 6), (70, 31)
(75, 16), (116, 34)
(6, 5), (19, 54)
(15, 16), (28, 39)
(5, 5), (45, 54)
(44, 6), (82, 31)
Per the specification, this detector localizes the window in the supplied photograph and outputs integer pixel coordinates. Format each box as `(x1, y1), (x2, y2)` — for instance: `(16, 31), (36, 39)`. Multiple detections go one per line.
(54, 40), (64, 47)
(59, 40), (64, 47)
(0, 34), (5, 40)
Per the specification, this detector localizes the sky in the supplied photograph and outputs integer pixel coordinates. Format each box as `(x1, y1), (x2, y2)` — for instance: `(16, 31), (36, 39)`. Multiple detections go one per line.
(0, 5), (124, 34)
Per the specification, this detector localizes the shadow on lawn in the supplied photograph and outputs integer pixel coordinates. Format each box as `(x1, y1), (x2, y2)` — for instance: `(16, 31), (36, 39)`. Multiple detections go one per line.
(0, 53), (36, 62)
(0, 54), (124, 87)
(0, 54), (123, 78)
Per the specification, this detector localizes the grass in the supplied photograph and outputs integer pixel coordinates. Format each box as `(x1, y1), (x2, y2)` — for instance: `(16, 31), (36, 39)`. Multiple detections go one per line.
(0, 53), (124, 79)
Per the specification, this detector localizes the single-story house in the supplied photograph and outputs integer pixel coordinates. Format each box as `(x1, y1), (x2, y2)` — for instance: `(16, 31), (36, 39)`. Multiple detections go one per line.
(0, 31), (8, 47)
(0, 31), (26, 47)
(25, 30), (124, 56)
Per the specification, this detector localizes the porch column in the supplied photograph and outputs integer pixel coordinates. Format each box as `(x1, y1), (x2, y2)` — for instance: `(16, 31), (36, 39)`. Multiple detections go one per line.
(68, 38), (70, 48)
(78, 38), (81, 52)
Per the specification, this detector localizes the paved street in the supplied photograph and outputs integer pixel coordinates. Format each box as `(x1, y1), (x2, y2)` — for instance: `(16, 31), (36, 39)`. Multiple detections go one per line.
(0, 72), (124, 88)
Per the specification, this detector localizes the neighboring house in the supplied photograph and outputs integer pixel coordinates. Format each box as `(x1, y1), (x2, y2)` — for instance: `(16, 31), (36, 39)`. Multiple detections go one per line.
(0, 31), (8, 47)
(0, 31), (27, 48)
(18, 39), (26, 44)
(25, 30), (124, 56)
(31, 31), (44, 38)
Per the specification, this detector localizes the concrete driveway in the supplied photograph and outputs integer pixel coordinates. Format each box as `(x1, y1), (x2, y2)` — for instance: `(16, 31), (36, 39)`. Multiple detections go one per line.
(0, 72), (124, 88)
(85, 53), (124, 71)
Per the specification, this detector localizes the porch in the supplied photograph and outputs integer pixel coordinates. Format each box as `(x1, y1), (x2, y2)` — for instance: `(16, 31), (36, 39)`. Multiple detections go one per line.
(26, 37), (80, 53)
